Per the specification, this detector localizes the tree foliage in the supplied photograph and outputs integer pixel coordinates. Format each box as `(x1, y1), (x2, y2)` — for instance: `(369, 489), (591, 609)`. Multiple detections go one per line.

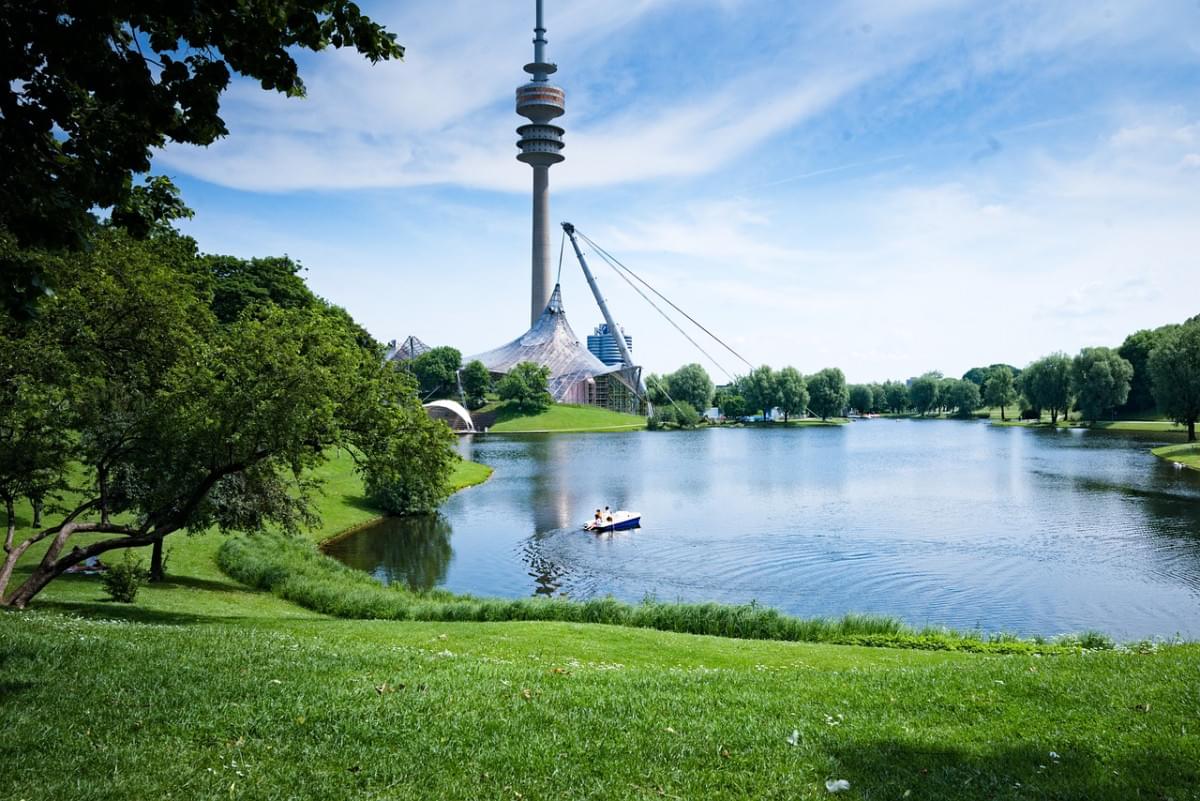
(496, 362), (552, 413)
(460, 360), (492, 410)
(741, 366), (780, 420)
(1148, 319), (1200, 441)
(883, 381), (910, 413)
(1, 1), (404, 315)
(407, 347), (462, 399)
(983, 365), (1017, 421)
(666, 364), (715, 413)
(1072, 347), (1134, 423)
(848, 384), (874, 415)
(0, 228), (454, 607)
(648, 400), (701, 430)
(714, 389), (748, 420)
(909, 372), (942, 416)
(1020, 354), (1070, 423)
(775, 367), (809, 422)
(203, 254), (316, 323)
(807, 368), (849, 421)
(1119, 326), (1176, 414)
(943, 378), (981, 417)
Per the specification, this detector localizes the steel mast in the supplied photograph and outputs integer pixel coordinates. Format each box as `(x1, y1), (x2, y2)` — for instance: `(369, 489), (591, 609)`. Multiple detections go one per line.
(562, 222), (636, 370)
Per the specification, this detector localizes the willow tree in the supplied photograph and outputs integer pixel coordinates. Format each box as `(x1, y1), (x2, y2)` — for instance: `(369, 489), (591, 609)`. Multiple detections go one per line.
(0, 230), (454, 608)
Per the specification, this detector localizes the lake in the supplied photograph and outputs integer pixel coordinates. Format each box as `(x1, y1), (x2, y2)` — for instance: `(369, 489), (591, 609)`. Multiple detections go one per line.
(324, 421), (1200, 639)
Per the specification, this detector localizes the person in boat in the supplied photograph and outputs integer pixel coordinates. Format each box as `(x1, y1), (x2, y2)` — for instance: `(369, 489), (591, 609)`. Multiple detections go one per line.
(593, 509), (602, 525)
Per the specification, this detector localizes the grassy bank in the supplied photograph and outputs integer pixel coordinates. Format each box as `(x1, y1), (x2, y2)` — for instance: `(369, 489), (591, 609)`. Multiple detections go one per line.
(218, 532), (1099, 655)
(0, 452), (492, 618)
(1153, 442), (1200, 470)
(481, 401), (645, 433)
(4, 450), (1200, 799)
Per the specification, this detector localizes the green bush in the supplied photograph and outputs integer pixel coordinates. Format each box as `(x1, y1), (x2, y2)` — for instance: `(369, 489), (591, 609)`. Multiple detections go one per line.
(648, 401), (701, 430)
(101, 554), (149, 603)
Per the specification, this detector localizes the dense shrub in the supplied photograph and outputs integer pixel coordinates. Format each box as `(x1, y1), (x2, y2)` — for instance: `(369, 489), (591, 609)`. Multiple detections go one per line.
(101, 555), (148, 603)
(648, 401), (701, 430)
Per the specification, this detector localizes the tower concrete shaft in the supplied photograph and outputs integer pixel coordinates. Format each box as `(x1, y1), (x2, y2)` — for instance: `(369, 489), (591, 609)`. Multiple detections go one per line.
(531, 165), (551, 326)
(516, 0), (565, 325)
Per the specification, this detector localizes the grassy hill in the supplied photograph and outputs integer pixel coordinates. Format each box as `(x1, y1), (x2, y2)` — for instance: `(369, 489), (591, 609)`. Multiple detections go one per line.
(480, 401), (645, 433)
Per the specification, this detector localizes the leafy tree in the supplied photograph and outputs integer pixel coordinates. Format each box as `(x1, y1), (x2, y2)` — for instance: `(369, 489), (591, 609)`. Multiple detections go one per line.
(203, 254), (316, 323)
(909, 372), (942, 416)
(883, 381), (910, 413)
(937, 377), (959, 414)
(741, 366), (780, 420)
(1148, 320), (1200, 441)
(944, 379), (981, 417)
(460, 360), (492, 410)
(807, 368), (849, 421)
(775, 367), (809, 422)
(496, 362), (552, 413)
(1022, 353), (1073, 424)
(0, 230), (454, 607)
(1119, 326), (1176, 414)
(645, 373), (671, 406)
(666, 363), (715, 412)
(715, 390), (748, 420)
(962, 367), (988, 386)
(868, 383), (886, 414)
(1072, 347), (1134, 423)
(407, 347), (462, 399)
(1, 1), (403, 316)
(983, 365), (1017, 421)
(848, 384), (874, 415)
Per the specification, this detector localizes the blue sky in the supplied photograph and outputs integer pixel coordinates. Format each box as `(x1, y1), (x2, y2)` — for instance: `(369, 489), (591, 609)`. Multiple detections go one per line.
(163, 0), (1200, 383)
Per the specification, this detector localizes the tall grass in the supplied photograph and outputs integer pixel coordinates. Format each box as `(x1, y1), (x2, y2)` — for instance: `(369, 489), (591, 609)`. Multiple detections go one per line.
(218, 534), (1094, 654)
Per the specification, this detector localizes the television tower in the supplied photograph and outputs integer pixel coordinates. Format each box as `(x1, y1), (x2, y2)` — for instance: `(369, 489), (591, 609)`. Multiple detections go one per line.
(516, 0), (566, 325)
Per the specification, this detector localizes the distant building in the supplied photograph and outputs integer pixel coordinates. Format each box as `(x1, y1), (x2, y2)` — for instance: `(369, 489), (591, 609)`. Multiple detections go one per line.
(587, 323), (633, 366)
(384, 335), (431, 363)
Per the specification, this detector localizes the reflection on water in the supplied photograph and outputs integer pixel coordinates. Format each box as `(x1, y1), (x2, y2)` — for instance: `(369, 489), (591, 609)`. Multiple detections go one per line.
(325, 422), (1200, 638)
(324, 515), (451, 592)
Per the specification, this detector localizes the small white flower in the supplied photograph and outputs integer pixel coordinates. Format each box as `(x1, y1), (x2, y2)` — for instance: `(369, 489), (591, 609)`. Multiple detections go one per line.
(825, 779), (851, 793)
(1049, 751), (1060, 761)
(786, 729), (800, 746)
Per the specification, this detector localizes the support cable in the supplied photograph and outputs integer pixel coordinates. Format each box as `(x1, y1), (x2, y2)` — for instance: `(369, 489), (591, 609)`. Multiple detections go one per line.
(555, 228), (566, 286)
(580, 239), (737, 383)
(575, 230), (755, 372)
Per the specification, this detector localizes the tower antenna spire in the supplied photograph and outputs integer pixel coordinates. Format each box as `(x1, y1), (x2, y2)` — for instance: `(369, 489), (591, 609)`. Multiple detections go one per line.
(516, 0), (565, 324)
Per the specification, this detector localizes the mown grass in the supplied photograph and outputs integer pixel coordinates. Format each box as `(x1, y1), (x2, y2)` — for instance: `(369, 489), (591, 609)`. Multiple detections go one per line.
(1153, 442), (1200, 470)
(217, 532), (1109, 655)
(2, 610), (1197, 801)
(482, 401), (645, 432)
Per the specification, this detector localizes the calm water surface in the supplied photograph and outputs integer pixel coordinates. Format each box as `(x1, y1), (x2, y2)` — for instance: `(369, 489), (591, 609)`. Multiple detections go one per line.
(324, 421), (1200, 638)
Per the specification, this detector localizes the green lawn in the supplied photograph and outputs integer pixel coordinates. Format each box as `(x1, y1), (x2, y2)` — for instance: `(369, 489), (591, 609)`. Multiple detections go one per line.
(1153, 442), (1200, 470)
(3, 449), (1199, 799)
(483, 401), (645, 432)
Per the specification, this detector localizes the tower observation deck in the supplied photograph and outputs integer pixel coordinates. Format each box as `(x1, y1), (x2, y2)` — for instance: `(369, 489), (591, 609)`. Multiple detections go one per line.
(516, 0), (565, 325)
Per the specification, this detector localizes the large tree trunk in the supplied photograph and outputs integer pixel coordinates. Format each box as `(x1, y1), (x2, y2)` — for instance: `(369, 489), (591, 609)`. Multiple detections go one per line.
(149, 538), (165, 582)
(1189, 419), (1196, 443)
(1000, 404), (1007, 422)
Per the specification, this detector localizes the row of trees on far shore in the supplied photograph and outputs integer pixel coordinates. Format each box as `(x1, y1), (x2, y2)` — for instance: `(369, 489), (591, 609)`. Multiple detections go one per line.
(649, 313), (1200, 440)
